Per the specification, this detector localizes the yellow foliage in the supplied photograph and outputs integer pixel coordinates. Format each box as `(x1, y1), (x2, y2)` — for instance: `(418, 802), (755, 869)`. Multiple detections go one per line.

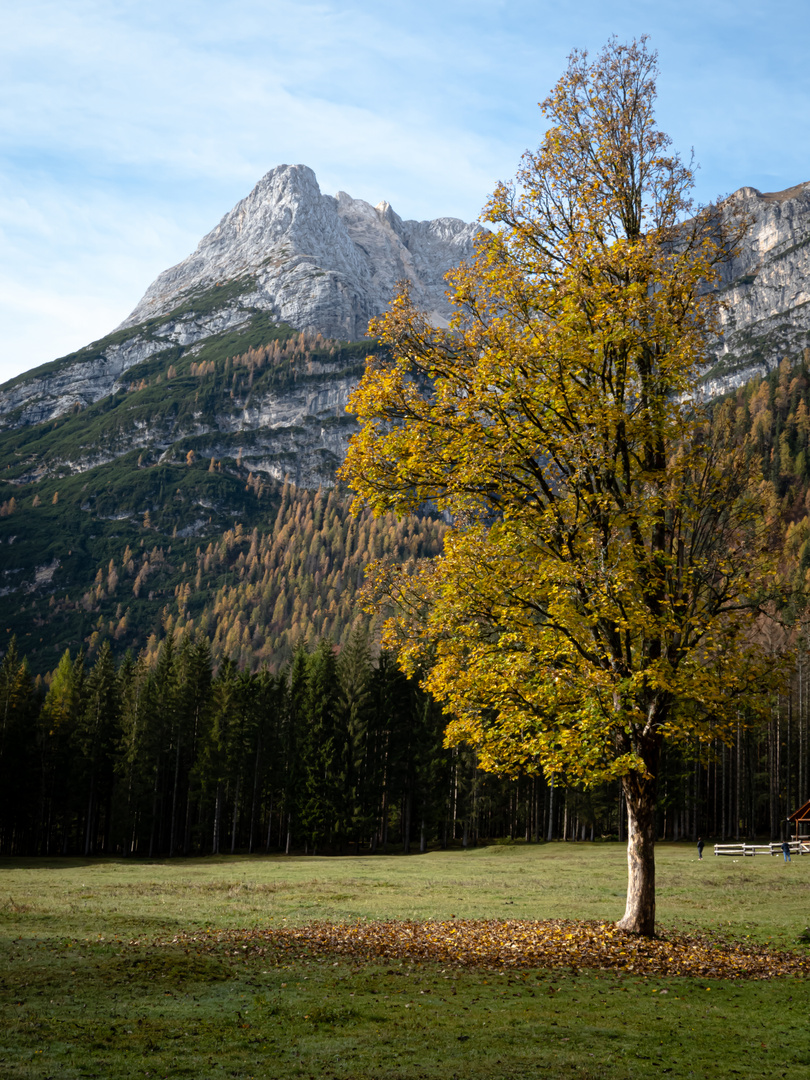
(341, 38), (788, 935)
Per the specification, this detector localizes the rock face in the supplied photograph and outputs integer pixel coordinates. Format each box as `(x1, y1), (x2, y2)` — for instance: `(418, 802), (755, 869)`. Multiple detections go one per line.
(5, 170), (808, 670)
(2, 169), (809, 446)
(0, 165), (480, 432)
(122, 163), (481, 341)
(706, 181), (810, 393)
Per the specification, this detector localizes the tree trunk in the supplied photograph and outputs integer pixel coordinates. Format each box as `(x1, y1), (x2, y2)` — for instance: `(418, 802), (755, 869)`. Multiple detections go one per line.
(169, 737), (181, 857)
(212, 783), (222, 855)
(616, 778), (656, 937)
(799, 651), (805, 805)
(264, 794), (274, 853)
(769, 717), (777, 839)
(183, 786), (193, 856)
(148, 755), (160, 859)
(786, 696), (792, 840)
(249, 736), (262, 855)
(230, 774), (241, 855)
(403, 790), (412, 854)
(735, 722), (741, 841)
(721, 742), (727, 841)
(546, 775), (554, 841)
(84, 780), (95, 857)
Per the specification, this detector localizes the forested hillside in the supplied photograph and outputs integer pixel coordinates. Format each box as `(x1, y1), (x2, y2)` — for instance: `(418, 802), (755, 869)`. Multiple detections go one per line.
(744, 355), (810, 506)
(5, 355), (810, 856)
(0, 474), (445, 674)
(0, 314), (448, 672)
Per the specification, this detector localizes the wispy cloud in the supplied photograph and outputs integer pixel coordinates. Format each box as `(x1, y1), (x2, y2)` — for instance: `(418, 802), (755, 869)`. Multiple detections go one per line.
(2, 0), (808, 381)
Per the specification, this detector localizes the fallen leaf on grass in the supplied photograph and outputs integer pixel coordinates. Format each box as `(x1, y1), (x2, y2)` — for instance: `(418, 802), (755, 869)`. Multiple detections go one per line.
(143, 919), (810, 980)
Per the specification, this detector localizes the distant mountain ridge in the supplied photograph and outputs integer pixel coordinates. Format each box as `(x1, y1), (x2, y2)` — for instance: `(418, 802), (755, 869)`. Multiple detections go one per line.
(1, 166), (810, 673)
(122, 163), (481, 340)
(0, 170), (808, 499)
(0, 162), (483, 671)
(0, 165), (480, 432)
(3, 169), (810, 436)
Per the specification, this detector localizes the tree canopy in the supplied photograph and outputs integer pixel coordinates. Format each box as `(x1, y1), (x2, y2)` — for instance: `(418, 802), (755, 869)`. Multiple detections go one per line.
(342, 37), (786, 936)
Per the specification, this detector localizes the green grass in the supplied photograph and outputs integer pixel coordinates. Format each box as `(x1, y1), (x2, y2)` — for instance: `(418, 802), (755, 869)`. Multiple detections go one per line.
(2, 843), (809, 1078)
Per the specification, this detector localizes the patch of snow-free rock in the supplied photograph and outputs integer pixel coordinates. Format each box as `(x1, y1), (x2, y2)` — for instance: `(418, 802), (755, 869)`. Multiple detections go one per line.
(121, 164), (481, 341)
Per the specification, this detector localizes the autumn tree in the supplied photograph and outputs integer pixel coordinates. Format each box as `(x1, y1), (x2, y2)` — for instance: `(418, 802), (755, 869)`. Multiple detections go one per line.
(342, 38), (784, 935)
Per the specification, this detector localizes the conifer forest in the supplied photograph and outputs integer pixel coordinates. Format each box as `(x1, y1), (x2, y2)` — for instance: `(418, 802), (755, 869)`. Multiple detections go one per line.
(4, 357), (810, 857)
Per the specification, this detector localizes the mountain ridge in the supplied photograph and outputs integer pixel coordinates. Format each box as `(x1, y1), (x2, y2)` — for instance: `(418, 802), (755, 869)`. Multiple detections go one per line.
(706, 179), (810, 392)
(3, 170), (810, 438)
(2, 167), (810, 673)
(121, 163), (481, 340)
(0, 165), (481, 446)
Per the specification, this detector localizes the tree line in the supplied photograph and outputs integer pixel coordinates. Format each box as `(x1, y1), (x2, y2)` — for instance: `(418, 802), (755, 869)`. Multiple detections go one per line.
(1, 626), (808, 858)
(0, 629), (512, 858)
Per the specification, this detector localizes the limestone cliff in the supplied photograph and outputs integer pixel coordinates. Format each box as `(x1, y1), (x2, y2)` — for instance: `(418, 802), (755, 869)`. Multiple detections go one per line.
(2, 170), (809, 451)
(122, 164), (480, 341)
(705, 181), (810, 393)
(0, 164), (480, 433)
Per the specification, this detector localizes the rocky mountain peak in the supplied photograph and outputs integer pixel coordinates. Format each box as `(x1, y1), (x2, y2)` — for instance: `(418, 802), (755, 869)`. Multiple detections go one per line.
(0, 165), (481, 432)
(3, 168), (810, 440)
(121, 163), (481, 342)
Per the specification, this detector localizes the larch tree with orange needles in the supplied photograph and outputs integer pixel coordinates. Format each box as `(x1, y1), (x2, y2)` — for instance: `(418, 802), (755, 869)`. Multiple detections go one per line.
(341, 38), (785, 937)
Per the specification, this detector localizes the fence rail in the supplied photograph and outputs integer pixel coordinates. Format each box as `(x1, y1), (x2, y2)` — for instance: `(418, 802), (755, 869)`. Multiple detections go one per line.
(713, 840), (810, 857)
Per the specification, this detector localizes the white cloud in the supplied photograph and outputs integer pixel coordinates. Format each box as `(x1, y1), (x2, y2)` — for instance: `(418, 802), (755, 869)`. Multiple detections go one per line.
(1, 0), (809, 383)
(0, 181), (199, 381)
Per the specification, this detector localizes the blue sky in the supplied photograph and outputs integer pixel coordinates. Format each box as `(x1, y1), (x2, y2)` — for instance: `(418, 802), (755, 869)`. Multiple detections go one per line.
(2, 0), (809, 384)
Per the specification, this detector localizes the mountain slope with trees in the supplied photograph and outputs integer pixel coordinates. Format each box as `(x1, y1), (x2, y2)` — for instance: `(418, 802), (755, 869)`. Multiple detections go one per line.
(342, 39), (796, 936)
(0, 458), (445, 673)
(5, 339), (810, 857)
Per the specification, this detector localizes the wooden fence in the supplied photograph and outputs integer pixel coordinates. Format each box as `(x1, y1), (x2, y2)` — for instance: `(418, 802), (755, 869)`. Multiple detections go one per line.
(713, 840), (810, 856)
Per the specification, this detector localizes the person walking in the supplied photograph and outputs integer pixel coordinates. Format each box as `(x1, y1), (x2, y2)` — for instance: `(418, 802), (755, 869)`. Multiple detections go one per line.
(697, 837), (704, 860)
(782, 840), (792, 862)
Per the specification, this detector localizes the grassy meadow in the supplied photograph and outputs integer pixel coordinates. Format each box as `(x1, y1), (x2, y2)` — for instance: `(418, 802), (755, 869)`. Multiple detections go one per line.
(2, 841), (809, 1078)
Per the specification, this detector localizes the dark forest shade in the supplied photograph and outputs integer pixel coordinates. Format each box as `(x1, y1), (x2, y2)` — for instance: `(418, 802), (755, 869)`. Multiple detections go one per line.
(1, 627), (809, 857)
(4, 359), (810, 855)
